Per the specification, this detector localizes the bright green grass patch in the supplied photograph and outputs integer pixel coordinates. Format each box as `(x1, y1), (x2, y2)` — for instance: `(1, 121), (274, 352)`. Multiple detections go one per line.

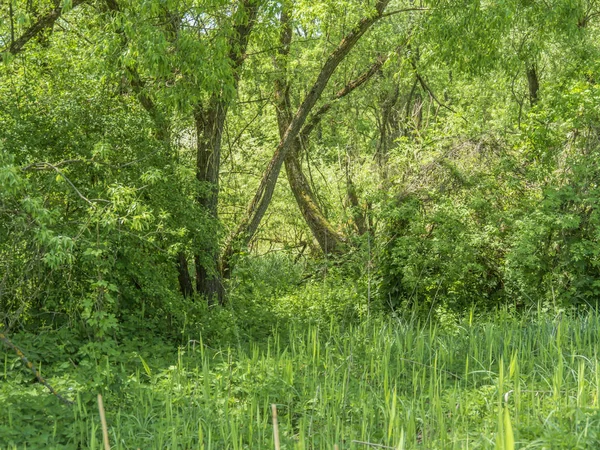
(2, 311), (600, 449)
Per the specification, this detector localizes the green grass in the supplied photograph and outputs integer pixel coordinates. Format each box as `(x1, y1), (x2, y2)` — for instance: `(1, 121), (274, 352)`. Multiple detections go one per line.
(2, 309), (600, 449)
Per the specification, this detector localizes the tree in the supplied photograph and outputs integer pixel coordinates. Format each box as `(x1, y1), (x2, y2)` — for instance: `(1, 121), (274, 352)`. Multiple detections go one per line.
(192, 0), (259, 302)
(223, 0), (392, 273)
(273, 6), (388, 254)
(100, 0), (261, 302)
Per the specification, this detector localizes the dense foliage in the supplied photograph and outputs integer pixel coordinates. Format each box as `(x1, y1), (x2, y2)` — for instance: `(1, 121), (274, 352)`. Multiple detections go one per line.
(2, 0), (600, 448)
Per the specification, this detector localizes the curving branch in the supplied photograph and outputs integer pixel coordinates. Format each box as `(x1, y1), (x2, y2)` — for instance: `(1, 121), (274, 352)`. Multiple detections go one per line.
(301, 53), (389, 142)
(222, 0), (392, 272)
(3, 0), (88, 56)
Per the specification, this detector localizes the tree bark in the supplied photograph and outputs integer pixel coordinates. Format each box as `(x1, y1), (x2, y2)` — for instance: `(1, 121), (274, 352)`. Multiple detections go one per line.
(4, 0), (88, 55)
(193, 0), (258, 303)
(285, 147), (346, 254)
(193, 99), (227, 303)
(377, 83), (400, 179)
(345, 160), (369, 236)
(177, 252), (194, 297)
(527, 64), (539, 106)
(222, 0), (391, 274)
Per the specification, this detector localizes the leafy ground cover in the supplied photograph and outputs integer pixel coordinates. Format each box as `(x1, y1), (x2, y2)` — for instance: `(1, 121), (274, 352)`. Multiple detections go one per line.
(2, 309), (600, 449)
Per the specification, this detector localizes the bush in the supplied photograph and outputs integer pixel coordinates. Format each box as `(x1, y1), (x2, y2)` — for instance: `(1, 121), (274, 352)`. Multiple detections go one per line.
(379, 129), (600, 314)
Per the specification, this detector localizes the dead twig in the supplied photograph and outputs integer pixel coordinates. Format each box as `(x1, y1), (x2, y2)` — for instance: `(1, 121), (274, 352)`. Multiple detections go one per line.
(21, 162), (98, 206)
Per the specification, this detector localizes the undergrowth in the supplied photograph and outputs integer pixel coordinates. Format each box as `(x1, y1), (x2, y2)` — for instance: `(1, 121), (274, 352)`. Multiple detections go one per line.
(2, 307), (600, 449)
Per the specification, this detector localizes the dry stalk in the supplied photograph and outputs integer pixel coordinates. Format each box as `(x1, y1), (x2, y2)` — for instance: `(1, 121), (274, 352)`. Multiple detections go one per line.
(271, 403), (281, 450)
(97, 394), (111, 450)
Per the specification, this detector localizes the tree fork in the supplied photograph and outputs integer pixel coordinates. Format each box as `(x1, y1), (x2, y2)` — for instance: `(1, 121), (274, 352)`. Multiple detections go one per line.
(222, 0), (391, 275)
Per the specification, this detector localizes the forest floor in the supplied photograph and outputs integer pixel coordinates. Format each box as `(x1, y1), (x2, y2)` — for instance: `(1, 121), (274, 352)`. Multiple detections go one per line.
(1, 310), (600, 449)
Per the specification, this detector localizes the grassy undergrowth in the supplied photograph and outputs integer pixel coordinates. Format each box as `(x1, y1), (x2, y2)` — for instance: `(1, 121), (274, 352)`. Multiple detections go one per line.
(2, 309), (600, 449)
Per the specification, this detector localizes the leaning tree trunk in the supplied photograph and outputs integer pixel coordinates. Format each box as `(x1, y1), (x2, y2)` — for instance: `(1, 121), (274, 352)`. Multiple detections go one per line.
(274, 6), (345, 255)
(222, 0), (391, 275)
(285, 146), (346, 254)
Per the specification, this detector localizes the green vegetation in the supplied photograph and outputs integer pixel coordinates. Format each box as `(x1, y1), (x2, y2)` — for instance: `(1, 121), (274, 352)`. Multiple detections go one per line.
(3, 310), (600, 449)
(2, 0), (600, 448)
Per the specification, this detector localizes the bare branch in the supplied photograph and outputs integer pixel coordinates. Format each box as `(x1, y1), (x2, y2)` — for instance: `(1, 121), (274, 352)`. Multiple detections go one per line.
(21, 162), (99, 206)
(410, 62), (468, 123)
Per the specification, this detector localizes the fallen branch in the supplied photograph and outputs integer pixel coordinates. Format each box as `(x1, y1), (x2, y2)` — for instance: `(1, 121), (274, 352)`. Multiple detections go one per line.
(0, 332), (73, 406)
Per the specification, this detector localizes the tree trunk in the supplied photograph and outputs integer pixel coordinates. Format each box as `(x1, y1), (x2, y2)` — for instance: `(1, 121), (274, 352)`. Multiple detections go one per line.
(193, 0), (258, 302)
(285, 147), (346, 254)
(194, 101), (226, 303)
(177, 252), (194, 297)
(194, 255), (222, 303)
(222, 0), (391, 275)
(377, 83), (400, 180)
(345, 160), (368, 236)
(527, 64), (539, 106)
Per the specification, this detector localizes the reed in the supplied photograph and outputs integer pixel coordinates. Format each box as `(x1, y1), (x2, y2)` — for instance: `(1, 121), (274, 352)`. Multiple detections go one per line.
(2, 309), (600, 448)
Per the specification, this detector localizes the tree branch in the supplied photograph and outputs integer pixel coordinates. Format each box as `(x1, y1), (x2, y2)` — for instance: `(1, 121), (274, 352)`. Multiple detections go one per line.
(103, 0), (170, 141)
(0, 332), (73, 406)
(21, 162), (103, 206)
(3, 0), (88, 55)
(222, 0), (392, 271)
(412, 64), (458, 116)
(301, 53), (389, 141)
(381, 7), (430, 18)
